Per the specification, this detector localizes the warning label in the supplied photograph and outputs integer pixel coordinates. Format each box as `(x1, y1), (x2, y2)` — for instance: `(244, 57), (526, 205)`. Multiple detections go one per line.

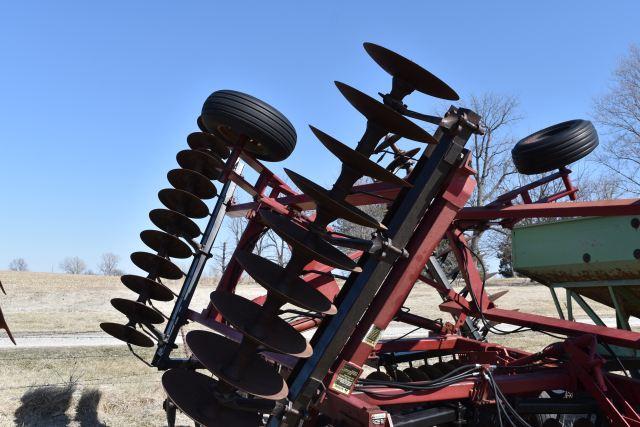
(330, 363), (361, 395)
(363, 324), (382, 347)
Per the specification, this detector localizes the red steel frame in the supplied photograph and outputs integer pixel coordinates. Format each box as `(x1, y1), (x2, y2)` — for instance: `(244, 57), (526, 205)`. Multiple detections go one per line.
(179, 140), (640, 426)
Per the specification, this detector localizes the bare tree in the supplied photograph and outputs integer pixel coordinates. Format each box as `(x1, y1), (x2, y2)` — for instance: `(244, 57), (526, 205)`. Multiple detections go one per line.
(333, 177), (388, 241)
(226, 216), (267, 257)
(262, 230), (290, 267)
(8, 258), (28, 272)
(210, 241), (230, 277)
(465, 93), (521, 259)
(228, 216), (249, 247)
(593, 44), (640, 195)
(60, 257), (86, 275)
(98, 253), (122, 276)
(8, 258), (27, 271)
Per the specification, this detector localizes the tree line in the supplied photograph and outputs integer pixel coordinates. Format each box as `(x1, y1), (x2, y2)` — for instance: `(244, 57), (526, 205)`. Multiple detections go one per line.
(7, 253), (124, 276)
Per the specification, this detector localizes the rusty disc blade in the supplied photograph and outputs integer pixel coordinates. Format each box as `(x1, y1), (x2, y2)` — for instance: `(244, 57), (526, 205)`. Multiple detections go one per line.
(162, 369), (264, 427)
(386, 147), (421, 171)
(186, 330), (288, 400)
(309, 126), (411, 188)
(131, 251), (184, 280)
(259, 210), (359, 272)
(210, 291), (312, 358)
(363, 42), (459, 101)
(176, 149), (224, 181)
(111, 298), (164, 324)
(335, 81), (436, 144)
(140, 229), (192, 259)
(285, 168), (385, 231)
(234, 250), (336, 314)
(121, 274), (174, 302)
(167, 168), (218, 200)
(100, 322), (154, 347)
(158, 188), (209, 219)
(0, 306), (15, 345)
(187, 132), (231, 159)
(149, 208), (201, 240)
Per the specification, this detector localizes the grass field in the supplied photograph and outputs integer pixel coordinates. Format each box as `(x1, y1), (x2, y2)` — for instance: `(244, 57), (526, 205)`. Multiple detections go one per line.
(0, 270), (622, 426)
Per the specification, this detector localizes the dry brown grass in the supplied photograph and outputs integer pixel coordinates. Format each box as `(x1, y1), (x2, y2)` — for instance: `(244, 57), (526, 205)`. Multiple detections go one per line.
(0, 346), (197, 426)
(0, 270), (626, 425)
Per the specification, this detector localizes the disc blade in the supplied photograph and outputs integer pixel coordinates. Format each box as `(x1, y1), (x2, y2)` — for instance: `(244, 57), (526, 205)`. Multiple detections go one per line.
(100, 322), (154, 347)
(234, 250), (336, 314)
(285, 168), (385, 230)
(489, 289), (509, 302)
(386, 147), (421, 171)
(167, 168), (218, 200)
(130, 251), (183, 280)
(363, 42), (459, 100)
(335, 81), (436, 144)
(187, 132), (231, 159)
(176, 149), (224, 180)
(110, 298), (164, 324)
(140, 229), (192, 259)
(403, 367), (429, 381)
(259, 210), (360, 272)
(186, 330), (288, 400)
(158, 188), (209, 219)
(210, 291), (312, 358)
(374, 134), (403, 154)
(0, 306), (15, 345)
(309, 126), (411, 188)
(197, 115), (208, 132)
(149, 209), (201, 240)
(162, 369), (264, 427)
(121, 274), (174, 302)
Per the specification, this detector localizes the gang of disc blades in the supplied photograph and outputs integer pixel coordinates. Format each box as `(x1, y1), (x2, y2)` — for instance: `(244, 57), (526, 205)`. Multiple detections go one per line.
(176, 149), (224, 180)
(363, 42), (459, 100)
(210, 291), (312, 358)
(158, 188), (209, 219)
(234, 250), (336, 314)
(100, 322), (154, 347)
(110, 298), (164, 324)
(162, 369), (264, 427)
(186, 330), (288, 400)
(309, 126), (411, 188)
(130, 251), (184, 280)
(335, 81), (436, 144)
(149, 209), (201, 240)
(167, 168), (218, 199)
(120, 274), (174, 302)
(259, 210), (359, 272)
(186, 132), (231, 159)
(140, 229), (192, 259)
(285, 168), (385, 230)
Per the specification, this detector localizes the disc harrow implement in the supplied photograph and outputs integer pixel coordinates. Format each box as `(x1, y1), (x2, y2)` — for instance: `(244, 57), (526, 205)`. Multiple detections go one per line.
(102, 41), (640, 427)
(0, 280), (15, 345)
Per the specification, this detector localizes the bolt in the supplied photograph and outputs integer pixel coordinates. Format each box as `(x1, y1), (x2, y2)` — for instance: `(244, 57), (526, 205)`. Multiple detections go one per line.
(634, 249), (640, 260)
(632, 218), (640, 229)
(583, 253), (591, 263)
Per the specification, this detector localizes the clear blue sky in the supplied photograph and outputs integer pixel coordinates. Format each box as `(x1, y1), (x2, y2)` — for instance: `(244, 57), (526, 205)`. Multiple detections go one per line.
(1, 1), (638, 273)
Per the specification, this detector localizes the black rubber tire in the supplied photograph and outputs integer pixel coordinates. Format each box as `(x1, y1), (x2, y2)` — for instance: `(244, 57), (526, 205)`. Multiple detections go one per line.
(511, 119), (598, 175)
(200, 90), (297, 162)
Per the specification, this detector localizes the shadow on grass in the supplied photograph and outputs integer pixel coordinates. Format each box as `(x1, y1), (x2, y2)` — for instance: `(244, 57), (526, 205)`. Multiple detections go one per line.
(14, 384), (106, 427)
(14, 383), (75, 426)
(75, 389), (106, 427)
